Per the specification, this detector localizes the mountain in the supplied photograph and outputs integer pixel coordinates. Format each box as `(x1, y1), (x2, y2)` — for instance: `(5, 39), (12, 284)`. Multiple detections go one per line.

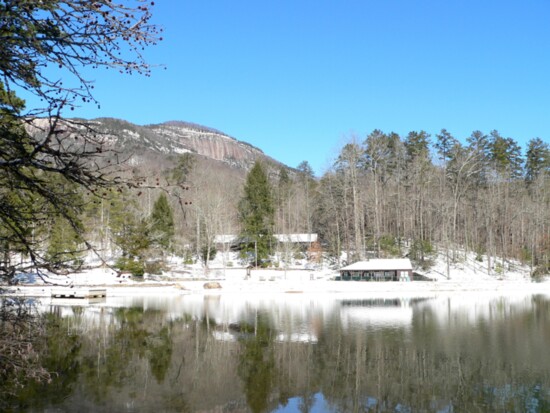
(87, 117), (283, 172)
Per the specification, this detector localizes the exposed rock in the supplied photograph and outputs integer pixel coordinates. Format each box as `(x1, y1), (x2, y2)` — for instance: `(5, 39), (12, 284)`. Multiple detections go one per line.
(203, 282), (222, 289)
(93, 118), (281, 171)
(26, 117), (293, 178)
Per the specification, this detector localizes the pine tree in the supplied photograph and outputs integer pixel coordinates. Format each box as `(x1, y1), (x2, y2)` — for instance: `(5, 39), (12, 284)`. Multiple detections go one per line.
(46, 217), (84, 269)
(108, 191), (150, 271)
(297, 161), (315, 179)
(171, 153), (196, 184)
(489, 130), (523, 179)
(238, 162), (275, 266)
(296, 160), (316, 236)
(525, 138), (550, 183)
(404, 130), (431, 162)
(435, 129), (458, 165)
(149, 193), (175, 252)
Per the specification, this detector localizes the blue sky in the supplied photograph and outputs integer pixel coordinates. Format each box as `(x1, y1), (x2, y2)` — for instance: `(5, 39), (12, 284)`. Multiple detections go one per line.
(27, 1), (550, 175)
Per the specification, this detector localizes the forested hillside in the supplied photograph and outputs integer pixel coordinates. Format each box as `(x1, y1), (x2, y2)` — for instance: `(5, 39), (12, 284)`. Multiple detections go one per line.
(313, 130), (550, 278)
(5, 117), (550, 280)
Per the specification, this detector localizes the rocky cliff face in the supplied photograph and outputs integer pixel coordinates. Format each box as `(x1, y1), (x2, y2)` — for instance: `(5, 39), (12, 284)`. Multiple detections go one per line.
(147, 121), (265, 169)
(89, 118), (277, 171)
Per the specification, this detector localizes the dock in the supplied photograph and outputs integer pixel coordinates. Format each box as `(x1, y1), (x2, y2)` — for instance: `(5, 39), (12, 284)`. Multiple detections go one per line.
(51, 288), (107, 299)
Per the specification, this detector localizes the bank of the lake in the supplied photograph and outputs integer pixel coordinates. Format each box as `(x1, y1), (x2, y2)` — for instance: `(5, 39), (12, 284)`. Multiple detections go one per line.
(4, 274), (550, 299)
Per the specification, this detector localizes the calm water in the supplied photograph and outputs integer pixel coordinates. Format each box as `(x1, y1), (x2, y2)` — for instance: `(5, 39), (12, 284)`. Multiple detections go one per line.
(5, 292), (550, 412)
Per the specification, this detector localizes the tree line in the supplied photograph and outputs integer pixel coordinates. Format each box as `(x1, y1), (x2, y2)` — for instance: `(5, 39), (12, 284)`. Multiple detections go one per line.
(72, 126), (550, 280)
(313, 129), (550, 277)
(0, 1), (548, 280)
(3, 127), (549, 279)
(221, 128), (550, 279)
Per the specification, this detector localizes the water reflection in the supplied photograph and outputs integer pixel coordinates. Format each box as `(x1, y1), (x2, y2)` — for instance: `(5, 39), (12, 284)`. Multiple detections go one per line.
(2, 293), (550, 412)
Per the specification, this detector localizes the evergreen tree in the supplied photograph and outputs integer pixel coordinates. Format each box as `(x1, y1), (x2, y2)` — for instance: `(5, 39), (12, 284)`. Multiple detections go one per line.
(149, 193), (175, 252)
(275, 167), (292, 231)
(277, 167), (292, 204)
(404, 130), (431, 162)
(238, 162), (275, 265)
(466, 130), (491, 186)
(109, 191), (150, 275)
(435, 129), (458, 165)
(46, 217), (84, 269)
(170, 153), (196, 184)
(364, 129), (396, 179)
(296, 160), (316, 235)
(525, 138), (550, 183)
(489, 130), (523, 179)
(297, 161), (315, 179)
(113, 215), (150, 277)
(467, 130), (490, 155)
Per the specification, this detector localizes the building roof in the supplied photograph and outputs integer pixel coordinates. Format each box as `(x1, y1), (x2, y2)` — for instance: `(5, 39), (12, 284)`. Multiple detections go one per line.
(340, 259), (412, 272)
(274, 234), (318, 243)
(214, 235), (237, 244)
(214, 234), (318, 244)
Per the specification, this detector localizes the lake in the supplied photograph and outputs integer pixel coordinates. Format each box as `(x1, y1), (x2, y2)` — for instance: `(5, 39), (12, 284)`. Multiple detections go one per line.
(4, 292), (550, 412)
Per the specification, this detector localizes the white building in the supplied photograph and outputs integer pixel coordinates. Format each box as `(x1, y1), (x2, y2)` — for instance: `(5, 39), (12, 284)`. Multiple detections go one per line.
(338, 259), (413, 281)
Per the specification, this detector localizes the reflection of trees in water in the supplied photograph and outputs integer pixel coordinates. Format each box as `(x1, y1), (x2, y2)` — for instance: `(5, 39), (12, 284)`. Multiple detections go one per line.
(0, 298), (45, 410)
(3, 305), (181, 412)
(4, 296), (550, 412)
(238, 312), (276, 413)
(315, 296), (550, 412)
(1, 307), (81, 412)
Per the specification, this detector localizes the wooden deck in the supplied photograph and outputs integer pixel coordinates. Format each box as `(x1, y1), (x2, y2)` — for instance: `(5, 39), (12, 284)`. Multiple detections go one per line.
(51, 288), (107, 299)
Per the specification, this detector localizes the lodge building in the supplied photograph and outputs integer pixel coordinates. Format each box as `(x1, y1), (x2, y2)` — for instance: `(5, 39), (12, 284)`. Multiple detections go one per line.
(337, 259), (413, 281)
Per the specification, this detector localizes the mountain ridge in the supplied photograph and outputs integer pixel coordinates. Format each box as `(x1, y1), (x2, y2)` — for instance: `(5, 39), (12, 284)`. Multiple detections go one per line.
(85, 117), (279, 171)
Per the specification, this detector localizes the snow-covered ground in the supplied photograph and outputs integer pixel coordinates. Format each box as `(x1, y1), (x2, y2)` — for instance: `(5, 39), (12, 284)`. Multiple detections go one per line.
(2, 250), (549, 298)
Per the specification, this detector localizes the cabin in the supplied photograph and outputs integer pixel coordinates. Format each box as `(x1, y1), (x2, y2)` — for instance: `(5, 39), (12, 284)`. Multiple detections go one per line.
(273, 234), (318, 244)
(214, 234), (318, 251)
(337, 259), (413, 281)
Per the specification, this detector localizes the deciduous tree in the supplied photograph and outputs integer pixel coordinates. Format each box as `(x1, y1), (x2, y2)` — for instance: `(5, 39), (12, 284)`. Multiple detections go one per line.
(0, 0), (160, 277)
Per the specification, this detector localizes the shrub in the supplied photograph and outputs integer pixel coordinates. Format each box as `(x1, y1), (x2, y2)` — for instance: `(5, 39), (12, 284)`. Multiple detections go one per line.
(520, 247), (532, 265)
(115, 257), (145, 277)
(145, 260), (165, 275)
(200, 245), (217, 264)
(293, 251), (304, 260)
(532, 264), (550, 282)
(183, 248), (194, 265)
(379, 235), (401, 256)
(409, 239), (435, 270)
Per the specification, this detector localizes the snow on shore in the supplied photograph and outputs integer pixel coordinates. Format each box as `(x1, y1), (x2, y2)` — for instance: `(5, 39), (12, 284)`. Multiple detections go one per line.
(3, 259), (549, 299)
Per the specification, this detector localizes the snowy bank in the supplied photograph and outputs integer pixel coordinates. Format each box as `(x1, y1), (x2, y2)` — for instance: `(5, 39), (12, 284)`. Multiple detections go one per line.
(2, 249), (549, 299)
(3, 266), (550, 299)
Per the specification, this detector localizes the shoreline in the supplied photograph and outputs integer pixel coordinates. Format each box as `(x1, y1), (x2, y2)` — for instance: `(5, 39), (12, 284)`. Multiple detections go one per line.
(3, 278), (550, 299)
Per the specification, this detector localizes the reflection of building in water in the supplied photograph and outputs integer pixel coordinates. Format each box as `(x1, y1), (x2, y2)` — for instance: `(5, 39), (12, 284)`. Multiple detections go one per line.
(276, 332), (318, 343)
(414, 293), (542, 327)
(212, 329), (319, 343)
(202, 297), (335, 344)
(339, 298), (425, 329)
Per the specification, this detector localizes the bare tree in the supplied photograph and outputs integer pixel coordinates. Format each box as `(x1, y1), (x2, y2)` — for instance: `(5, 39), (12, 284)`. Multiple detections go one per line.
(0, 0), (161, 277)
(334, 139), (365, 262)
